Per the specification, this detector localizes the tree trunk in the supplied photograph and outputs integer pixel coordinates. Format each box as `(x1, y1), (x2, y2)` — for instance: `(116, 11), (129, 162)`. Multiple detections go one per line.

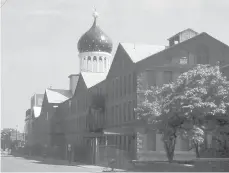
(164, 136), (176, 162)
(194, 142), (200, 158)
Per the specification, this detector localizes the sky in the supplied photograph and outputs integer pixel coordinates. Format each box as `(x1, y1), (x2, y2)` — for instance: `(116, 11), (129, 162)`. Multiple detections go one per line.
(1, 0), (229, 132)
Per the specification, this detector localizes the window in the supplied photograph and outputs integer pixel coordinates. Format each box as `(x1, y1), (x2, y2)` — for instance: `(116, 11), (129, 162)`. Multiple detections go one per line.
(128, 101), (131, 121)
(104, 57), (107, 71)
(124, 76), (126, 96)
(112, 80), (115, 100)
(119, 136), (122, 147)
(180, 57), (188, 65)
(111, 107), (114, 126)
(188, 53), (195, 65)
(99, 57), (103, 72)
(123, 103), (126, 122)
(120, 76), (122, 97)
(46, 112), (49, 120)
(116, 78), (119, 99)
(128, 74), (132, 95)
(85, 96), (87, 111)
(127, 136), (131, 152)
(87, 56), (92, 72)
(104, 108), (107, 126)
(116, 105), (119, 125)
(119, 104), (122, 124)
(164, 71), (173, 84)
(123, 136), (126, 150)
(132, 100), (136, 119)
(93, 56), (97, 72)
(83, 57), (86, 70)
(77, 100), (80, 112)
(69, 100), (72, 114)
(114, 106), (117, 125)
(76, 100), (78, 113)
(115, 136), (118, 146)
(133, 73), (136, 92)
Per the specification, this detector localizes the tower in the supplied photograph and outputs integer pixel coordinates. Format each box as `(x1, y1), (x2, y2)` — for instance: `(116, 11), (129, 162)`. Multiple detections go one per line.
(77, 9), (113, 73)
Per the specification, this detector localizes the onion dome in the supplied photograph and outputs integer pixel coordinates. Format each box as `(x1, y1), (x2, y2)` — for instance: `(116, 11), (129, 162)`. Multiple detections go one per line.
(77, 10), (113, 54)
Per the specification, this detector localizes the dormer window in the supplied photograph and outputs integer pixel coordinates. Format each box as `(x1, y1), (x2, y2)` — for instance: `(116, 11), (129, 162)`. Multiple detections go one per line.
(168, 29), (198, 47)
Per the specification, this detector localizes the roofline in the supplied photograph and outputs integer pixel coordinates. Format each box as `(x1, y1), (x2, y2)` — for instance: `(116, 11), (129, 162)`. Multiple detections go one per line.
(137, 32), (206, 64)
(167, 28), (198, 41)
(68, 73), (80, 78)
(203, 32), (229, 49)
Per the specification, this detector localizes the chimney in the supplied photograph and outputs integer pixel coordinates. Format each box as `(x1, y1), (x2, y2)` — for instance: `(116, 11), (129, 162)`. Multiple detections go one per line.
(68, 74), (79, 95)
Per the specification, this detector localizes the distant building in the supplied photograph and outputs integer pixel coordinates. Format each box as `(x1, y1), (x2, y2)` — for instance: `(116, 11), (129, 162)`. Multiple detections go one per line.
(33, 88), (72, 146)
(25, 93), (44, 146)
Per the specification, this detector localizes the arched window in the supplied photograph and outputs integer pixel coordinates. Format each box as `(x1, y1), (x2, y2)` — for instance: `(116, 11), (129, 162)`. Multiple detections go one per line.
(104, 57), (107, 71)
(99, 57), (103, 72)
(87, 56), (92, 72)
(93, 56), (97, 72)
(83, 57), (86, 71)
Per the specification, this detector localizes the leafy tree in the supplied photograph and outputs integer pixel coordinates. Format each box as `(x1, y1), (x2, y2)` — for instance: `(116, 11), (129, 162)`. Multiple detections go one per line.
(135, 64), (229, 161)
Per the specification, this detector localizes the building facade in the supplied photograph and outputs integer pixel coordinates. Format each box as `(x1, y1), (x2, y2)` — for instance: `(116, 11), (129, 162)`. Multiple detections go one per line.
(27, 10), (229, 167)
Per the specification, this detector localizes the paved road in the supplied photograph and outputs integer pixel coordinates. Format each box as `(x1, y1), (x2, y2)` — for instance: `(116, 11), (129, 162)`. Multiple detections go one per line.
(1, 154), (104, 172)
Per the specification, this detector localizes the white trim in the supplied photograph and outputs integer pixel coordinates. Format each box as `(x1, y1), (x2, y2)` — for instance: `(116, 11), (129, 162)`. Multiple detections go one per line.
(79, 51), (111, 57)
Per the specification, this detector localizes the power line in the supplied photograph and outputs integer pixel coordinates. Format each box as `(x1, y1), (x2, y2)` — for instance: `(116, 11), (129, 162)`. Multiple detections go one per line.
(1, 0), (9, 8)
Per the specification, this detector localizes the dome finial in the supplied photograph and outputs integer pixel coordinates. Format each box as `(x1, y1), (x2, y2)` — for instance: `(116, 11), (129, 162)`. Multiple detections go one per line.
(92, 8), (98, 26)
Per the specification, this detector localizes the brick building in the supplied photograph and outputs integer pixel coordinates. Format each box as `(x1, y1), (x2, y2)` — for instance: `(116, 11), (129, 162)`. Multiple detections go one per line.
(28, 10), (229, 166)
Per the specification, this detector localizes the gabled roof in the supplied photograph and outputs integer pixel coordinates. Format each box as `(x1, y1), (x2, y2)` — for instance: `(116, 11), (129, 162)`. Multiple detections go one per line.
(45, 88), (72, 104)
(81, 72), (107, 88)
(120, 43), (166, 63)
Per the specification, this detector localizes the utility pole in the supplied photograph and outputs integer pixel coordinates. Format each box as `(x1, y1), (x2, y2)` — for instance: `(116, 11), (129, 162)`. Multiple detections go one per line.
(16, 125), (18, 147)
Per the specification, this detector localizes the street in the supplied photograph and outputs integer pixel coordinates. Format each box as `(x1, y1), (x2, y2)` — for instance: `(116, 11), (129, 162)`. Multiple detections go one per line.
(1, 153), (106, 172)
(1, 151), (229, 172)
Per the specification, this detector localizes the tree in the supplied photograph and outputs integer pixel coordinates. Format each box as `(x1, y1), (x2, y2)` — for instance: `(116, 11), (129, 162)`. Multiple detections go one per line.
(135, 64), (229, 161)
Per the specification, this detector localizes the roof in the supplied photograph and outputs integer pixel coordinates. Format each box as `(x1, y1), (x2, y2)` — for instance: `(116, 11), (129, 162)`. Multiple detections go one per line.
(33, 106), (41, 118)
(136, 32), (229, 72)
(81, 72), (107, 88)
(77, 16), (113, 54)
(167, 28), (198, 40)
(46, 88), (72, 104)
(120, 43), (166, 63)
(68, 74), (80, 78)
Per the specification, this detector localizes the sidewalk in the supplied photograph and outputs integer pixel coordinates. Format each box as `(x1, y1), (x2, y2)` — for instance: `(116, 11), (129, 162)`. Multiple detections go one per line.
(12, 153), (126, 172)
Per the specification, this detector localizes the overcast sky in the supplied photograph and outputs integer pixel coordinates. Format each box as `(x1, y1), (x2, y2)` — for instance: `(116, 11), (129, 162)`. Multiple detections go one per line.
(1, 0), (229, 132)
